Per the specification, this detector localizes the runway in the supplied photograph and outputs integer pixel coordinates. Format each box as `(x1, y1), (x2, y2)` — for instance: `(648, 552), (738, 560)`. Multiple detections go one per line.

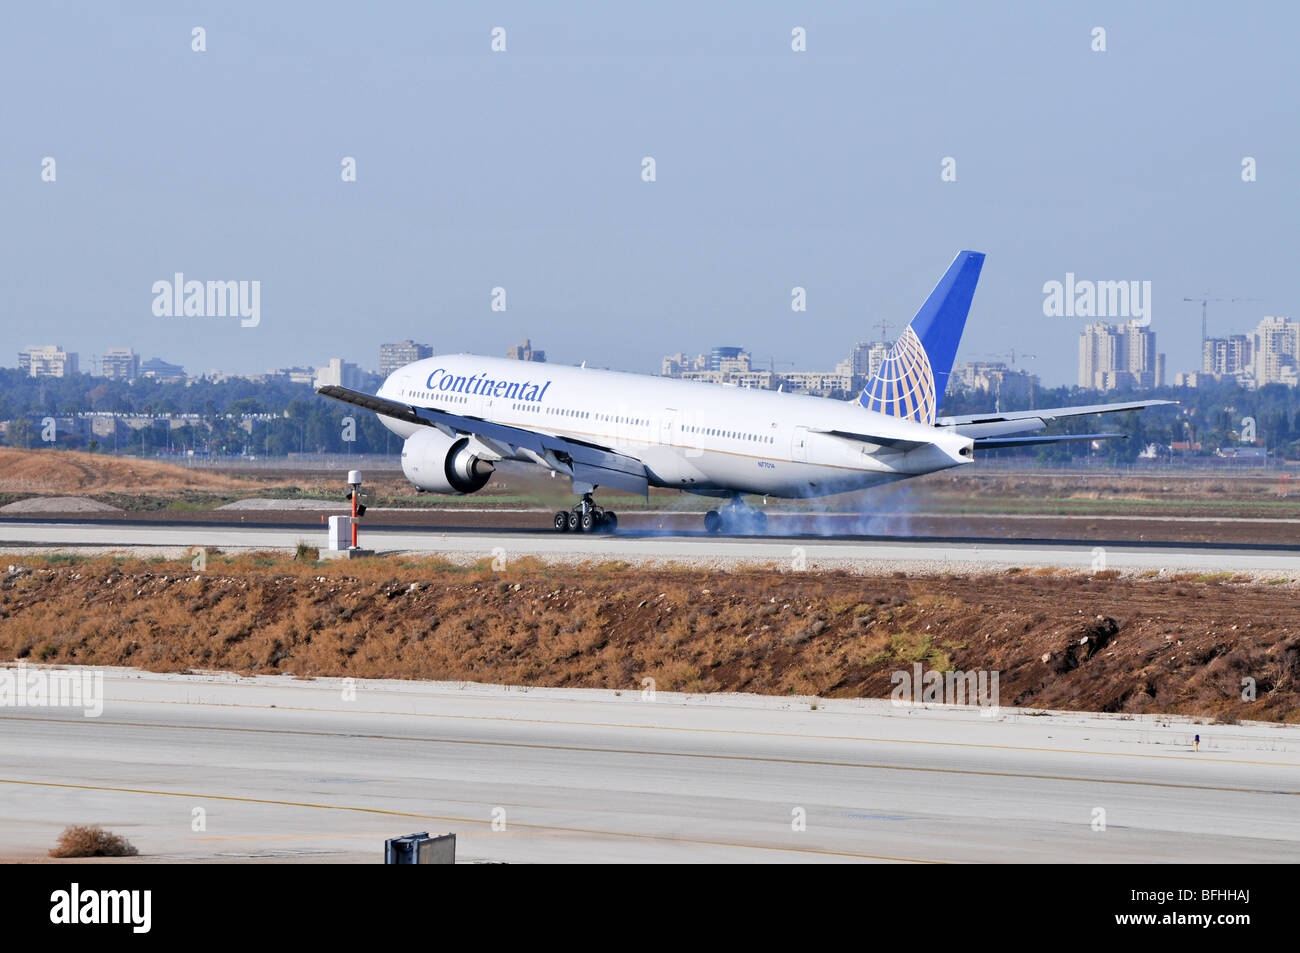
(2, 667), (1298, 863)
(1, 519), (1298, 573)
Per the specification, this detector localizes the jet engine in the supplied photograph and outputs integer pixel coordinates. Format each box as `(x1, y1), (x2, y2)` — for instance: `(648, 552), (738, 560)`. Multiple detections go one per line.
(400, 428), (494, 494)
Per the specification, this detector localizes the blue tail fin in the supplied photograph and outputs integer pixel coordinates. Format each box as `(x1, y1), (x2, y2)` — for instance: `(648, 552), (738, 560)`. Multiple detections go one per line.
(858, 250), (985, 425)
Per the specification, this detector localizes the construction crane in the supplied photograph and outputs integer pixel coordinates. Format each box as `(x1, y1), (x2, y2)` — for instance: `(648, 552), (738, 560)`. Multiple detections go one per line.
(1184, 296), (1262, 349)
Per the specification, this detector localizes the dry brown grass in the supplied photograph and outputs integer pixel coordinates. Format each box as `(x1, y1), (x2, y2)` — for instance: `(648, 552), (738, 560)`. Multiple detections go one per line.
(0, 448), (248, 495)
(49, 825), (138, 858)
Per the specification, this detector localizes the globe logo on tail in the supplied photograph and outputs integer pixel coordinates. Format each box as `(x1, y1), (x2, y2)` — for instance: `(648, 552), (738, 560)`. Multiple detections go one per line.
(860, 327), (937, 425)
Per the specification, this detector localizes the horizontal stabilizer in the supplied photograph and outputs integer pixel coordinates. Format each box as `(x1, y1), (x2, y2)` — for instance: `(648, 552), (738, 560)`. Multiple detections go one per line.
(813, 428), (929, 453)
(974, 432), (1126, 450)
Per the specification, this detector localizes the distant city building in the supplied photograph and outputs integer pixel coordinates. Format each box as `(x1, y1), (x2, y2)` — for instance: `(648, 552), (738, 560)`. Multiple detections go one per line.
(780, 371), (854, 395)
(313, 358), (363, 390)
(678, 369), (779, 390)
(662, 352), (708, 376)
(379, 340), (433, 376)
(1078, 323), (1118, 388)
(267, 366), (318, 385)
(139, 357), (186, 383)
(663, 347), (758, 380)
(1186, 334), (1255, 388)
(708, 346), (748, 372)
(661, 343), (865, 397)
(100, 348), (140, 381)
(1174, 371), (1212, 388)
(1078, 322), (1164, 390)
(1251, 316), (1299, 387)
(953, 361), (1038, 404)
(19, 345), (78, 378)
(835, 341), (889, 380)
(506, 338), (546, 362)
(1181, 316), (1299, 388)
(1122, 323), (1162, 387)
(1202, 334), (1253, 377)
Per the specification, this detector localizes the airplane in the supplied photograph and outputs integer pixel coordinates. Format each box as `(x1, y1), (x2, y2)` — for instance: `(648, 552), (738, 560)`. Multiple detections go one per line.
(317, 250), (1171, 534)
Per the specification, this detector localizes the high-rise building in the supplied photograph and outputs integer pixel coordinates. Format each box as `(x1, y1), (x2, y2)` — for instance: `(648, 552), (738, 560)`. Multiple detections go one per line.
(101, 348), (140, 381)
(1202, 335), (1254, 377)
(1078, 323), (1119, 388)
(1251, 316), (1299, 386)
(506, 339), (546, 362)
(1077, 322), (1164, 390)
(379, 340), (433, 376)
(1121, 322), (1161, 387)
(19, 345), (79, 378)
(313, 358), (363, 390)
(849, 341), (890, 378)
(834, 341), (890, 386)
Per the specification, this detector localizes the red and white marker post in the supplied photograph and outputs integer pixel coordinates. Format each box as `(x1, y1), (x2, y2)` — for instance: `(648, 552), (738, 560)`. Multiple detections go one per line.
(348, 469), (362, 550)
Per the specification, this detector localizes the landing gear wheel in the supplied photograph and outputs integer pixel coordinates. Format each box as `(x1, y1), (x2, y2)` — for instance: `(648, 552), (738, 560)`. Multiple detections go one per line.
(562, 492), (617, 534)
(753, 511), (767, 535)
(704, 510), (721, 534)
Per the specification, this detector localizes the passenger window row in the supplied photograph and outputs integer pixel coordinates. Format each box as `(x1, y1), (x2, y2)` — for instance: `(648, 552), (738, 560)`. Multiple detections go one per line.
(407, 390), (467, 405)
(683, 424), (774, 444)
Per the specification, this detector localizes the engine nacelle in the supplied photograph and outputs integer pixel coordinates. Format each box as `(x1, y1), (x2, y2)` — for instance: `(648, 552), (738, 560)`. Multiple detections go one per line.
(401, 428), (494, 494)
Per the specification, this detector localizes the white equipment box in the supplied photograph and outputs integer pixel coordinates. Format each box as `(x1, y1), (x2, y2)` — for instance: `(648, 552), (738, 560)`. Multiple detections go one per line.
(327, 515), (354, 550)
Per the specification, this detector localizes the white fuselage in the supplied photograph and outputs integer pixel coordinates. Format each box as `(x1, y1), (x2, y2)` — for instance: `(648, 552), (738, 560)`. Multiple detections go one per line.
(377, 355), (972, 498)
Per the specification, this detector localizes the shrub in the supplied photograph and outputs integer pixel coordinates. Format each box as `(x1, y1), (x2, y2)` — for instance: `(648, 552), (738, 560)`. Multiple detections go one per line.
(49, 825), (139, 858)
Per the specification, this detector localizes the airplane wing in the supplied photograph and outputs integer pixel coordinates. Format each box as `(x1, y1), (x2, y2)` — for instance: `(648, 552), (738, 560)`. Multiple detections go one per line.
(937, 399), (1175, 439)
(316, 384), (650, 498)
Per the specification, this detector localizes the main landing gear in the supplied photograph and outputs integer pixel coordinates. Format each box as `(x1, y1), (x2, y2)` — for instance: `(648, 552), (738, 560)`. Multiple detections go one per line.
(704, 495), (768, 535)
(553, 493), (618, 533)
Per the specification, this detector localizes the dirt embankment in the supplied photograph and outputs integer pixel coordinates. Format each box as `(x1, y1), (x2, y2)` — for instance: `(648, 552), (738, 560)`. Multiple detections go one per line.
(0, 449), (250, 496)
(0, 555), (1296, 722)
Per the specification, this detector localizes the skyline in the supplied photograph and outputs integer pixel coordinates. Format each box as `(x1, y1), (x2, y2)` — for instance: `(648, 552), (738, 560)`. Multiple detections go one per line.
(4, 2), (1297, 387)
(10, 308), (1267, 388)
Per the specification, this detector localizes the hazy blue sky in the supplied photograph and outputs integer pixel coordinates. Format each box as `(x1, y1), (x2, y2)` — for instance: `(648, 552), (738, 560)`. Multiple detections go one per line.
(2, 1), (1296, 386)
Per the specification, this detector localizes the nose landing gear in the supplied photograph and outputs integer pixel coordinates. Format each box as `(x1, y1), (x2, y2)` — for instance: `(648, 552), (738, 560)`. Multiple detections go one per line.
(553, 493), (618, 533)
